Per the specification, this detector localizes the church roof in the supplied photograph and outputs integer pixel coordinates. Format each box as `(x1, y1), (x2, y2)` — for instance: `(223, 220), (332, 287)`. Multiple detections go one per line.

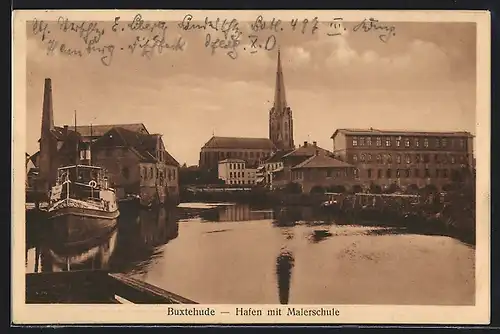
(292, 155), (353, 170)
(202, 136), (276, 150)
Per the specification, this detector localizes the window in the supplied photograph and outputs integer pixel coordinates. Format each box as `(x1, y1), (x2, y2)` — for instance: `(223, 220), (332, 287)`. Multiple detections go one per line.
(415, 138), (420, 147)
(376, 137), (382, 146)
(405, 138), (410, 147)
(396, 169), (401, 178)
(360, 154), (365, 162)
(326, 169), (332, 177)
(168, 169), (172, 181)
(435, 169), (440, 178)
(367, 153), (372, 163)
(396, 139), (401, 147)
(366, 137), (372, 146)
(377, 169), (382, 178)
(352, 154), (358, 163)
(435, 138), (441, 148)
(250, 152), (254, 158)
(385, 137), (391, 147)
(423, 154), (430, 163)
(376, 154), (382, 164)
(459, 139), (465, 149)
(173, 169), (176, 180)
(405, 169), (410, 178)
(450, 155), (456, 164)
(359, 137), (365, 146)
(424, 138), (429, 148)
(405, 154), (411, 164)
(443, 169), (448, 178)
(386, 169), (392, 178)
(414, 169), (420, 178)
(352, 137), (358, 146)
(434, 154), (440, 163)
(396, 154), (401, 164)
(149, 167), (153, 179)
(442, 138), (447, 147)
(424, 169), (430, 178)
(387, 154), (392, 163)
(354, 169), (359, 178)
(230, 172), (233, 178)
(367, 169), (372, 178)
(142, 166), (147, 179)
(415, 154), (421, 163)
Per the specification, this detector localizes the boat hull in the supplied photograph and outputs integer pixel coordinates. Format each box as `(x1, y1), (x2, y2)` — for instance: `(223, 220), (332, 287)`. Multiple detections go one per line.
(47, 207), (119, 248)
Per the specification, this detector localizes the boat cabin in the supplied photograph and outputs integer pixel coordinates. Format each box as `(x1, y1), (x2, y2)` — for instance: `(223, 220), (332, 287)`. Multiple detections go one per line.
(51, 165), (111, 202)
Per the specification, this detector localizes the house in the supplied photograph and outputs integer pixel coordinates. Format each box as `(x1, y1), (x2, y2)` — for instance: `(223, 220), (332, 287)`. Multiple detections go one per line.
(256, 149), (293, 189)
(271, 141), (335, 190)
(91, 127), (180, 206)
(218, 159), (258, 185)
(290, 154), (356, 193)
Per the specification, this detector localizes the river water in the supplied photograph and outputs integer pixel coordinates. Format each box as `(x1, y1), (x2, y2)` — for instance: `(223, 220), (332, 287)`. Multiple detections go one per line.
(26, 202), (475, 305)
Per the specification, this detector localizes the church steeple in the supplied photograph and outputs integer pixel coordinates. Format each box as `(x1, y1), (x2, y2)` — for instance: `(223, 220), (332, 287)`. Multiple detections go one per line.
(274, 48), (287, 112)
(269, 49), (295, 151)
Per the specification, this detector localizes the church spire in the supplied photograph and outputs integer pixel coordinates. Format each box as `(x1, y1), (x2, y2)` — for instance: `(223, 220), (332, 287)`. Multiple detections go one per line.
(273, 48), (287, 112)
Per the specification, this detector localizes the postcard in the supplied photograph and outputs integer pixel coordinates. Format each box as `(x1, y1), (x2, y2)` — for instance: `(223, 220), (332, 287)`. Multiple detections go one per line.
(12, 9), (490, 325)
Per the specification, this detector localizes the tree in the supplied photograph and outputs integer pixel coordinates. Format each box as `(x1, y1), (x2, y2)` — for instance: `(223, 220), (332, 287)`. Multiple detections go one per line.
(406, 184), (419, 194)
(310, 185), (325, 194)
(284, 182), (302, 194)
(369, 182), (382, 194)
(351, 185), (363, 193)
(384, 182), (401, 194)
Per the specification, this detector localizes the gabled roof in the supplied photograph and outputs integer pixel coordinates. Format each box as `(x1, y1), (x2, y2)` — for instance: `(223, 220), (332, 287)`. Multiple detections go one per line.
(331, 128), (474, 139)
(292, 155), (353, 170)
(93, 127), (179, 166)
(66, 123), (148, 137)
(202, 136), (276, 150)
(263, 149), (293, 163)
(283, 144), (332, 158)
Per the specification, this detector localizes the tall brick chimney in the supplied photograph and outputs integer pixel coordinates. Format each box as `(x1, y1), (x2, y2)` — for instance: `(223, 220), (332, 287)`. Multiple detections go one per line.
(38, 78), (57, 194)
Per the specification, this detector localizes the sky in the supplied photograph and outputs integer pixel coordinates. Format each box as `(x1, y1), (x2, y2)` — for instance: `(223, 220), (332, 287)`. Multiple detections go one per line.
(26, 19), (476, 166)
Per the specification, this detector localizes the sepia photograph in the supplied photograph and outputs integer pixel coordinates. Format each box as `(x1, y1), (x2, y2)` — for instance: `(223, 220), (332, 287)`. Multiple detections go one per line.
(12, 10), (490, 324)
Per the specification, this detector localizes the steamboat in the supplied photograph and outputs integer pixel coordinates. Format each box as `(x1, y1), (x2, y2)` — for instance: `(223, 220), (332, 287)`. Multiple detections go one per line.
(47, 164), (120, 245)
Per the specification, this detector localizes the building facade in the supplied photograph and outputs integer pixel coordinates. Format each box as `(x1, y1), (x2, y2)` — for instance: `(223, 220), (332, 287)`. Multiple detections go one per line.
(218, 158), (258, 185)
(290, 154), (356, 193)
(199, 136), (275, 175)
(92, 127), (180, 205)
(331, 128), (475, 191)
(271, 141), (338, 190)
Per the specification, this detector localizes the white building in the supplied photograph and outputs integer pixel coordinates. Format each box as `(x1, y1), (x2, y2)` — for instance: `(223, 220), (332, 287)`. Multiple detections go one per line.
(218, 159), (258, 185)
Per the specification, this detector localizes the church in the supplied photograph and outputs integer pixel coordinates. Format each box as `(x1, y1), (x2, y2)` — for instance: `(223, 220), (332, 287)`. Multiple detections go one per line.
(199, 50), (295, 176)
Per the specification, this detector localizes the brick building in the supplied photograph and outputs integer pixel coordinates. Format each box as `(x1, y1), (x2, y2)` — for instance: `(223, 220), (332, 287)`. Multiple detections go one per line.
(199, 136), (275, 176)
(92, 127), (180, 206)
(290, 154), (356, 193)
(271, 141), (348, 191)
(331, 128), (475, 191)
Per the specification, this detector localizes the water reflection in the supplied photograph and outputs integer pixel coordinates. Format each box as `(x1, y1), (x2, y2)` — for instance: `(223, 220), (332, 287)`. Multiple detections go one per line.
(276, 248), (295, 304)
(26, 207), (179, 275)
(198, 204), (273, 222)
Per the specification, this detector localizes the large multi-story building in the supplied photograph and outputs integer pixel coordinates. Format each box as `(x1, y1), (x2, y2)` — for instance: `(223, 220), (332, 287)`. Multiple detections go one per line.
(330, 128), (474, 191)
(199, 49), (295, 176)
(218, 158), (258, 185)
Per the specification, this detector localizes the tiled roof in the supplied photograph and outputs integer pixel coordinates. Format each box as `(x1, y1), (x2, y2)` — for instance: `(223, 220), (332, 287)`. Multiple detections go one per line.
(331, 128), (474, 139)
(292, 155), (353, 169)
(66, 123), (148, 137)
(95, 127), (179, 166)
(283, 144), (332, 158)
(202, 136), (276, 150)
(263, 149), (293, 163)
